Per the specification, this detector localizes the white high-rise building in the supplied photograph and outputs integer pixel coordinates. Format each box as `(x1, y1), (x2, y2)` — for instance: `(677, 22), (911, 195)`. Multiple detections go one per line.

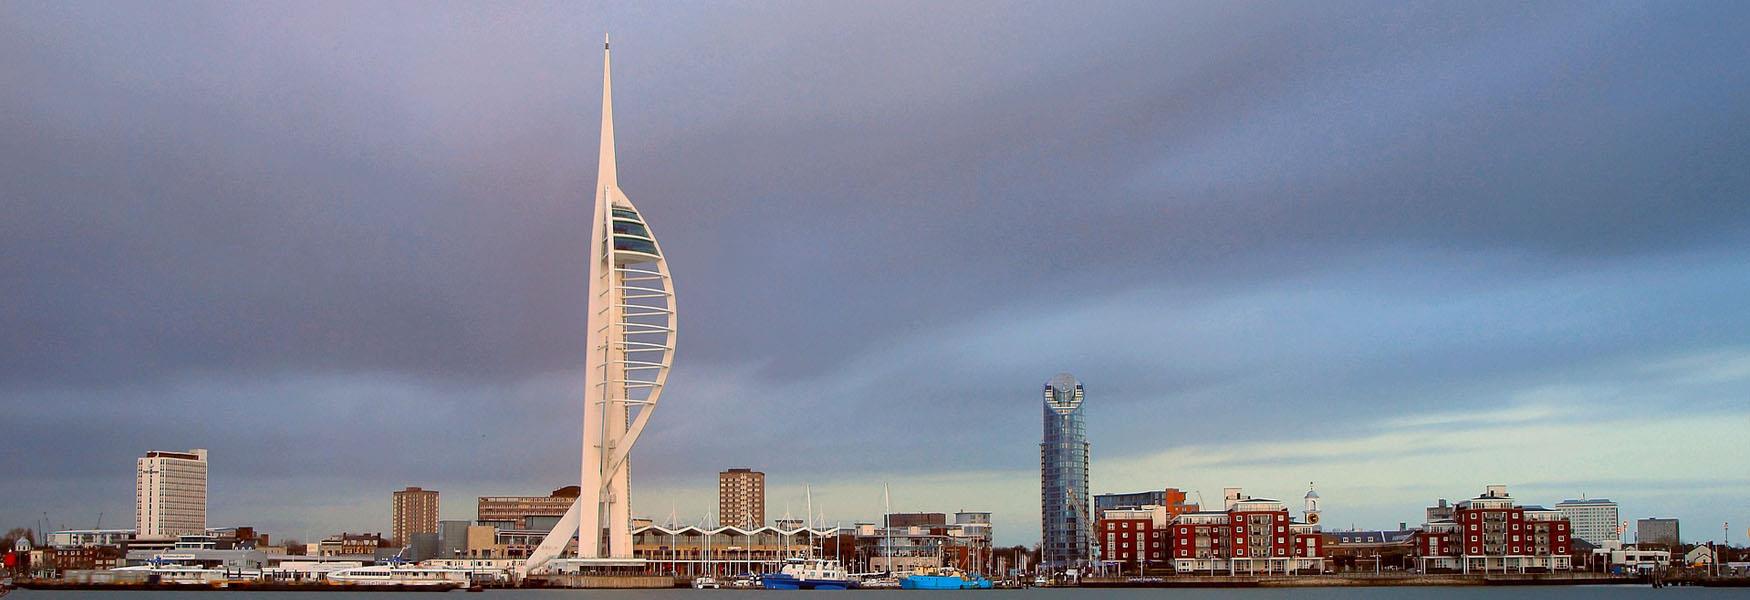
(135, 448), (208, 538)
(521, 36), (677, 575)
(1555, 498), (1619, 546)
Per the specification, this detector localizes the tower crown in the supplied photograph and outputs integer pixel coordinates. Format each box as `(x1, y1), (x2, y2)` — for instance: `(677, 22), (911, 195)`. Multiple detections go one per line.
(1043, 372), (1084, 415)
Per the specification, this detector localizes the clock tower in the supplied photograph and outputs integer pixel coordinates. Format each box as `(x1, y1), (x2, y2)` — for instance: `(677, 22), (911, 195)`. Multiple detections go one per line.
(1303, 483), (1322, 530)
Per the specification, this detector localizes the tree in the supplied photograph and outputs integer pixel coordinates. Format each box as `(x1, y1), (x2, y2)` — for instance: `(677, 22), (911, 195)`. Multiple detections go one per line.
(2, 527), (36, 549)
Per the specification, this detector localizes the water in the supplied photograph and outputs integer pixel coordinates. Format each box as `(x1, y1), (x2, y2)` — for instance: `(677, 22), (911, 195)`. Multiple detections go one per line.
(6, 588), (1742, 600)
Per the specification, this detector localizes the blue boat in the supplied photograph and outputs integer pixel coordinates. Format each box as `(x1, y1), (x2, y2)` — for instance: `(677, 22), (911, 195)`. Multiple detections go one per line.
(761, 558), (858, 590)
(899, 568), (993, 590)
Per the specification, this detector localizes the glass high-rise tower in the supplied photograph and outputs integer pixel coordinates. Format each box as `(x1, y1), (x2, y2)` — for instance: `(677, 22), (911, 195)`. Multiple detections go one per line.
(1040, 373), (1090, 568)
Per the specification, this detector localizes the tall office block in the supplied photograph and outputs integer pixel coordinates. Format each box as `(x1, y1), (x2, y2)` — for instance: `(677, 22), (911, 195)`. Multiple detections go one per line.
(136, 448), (208, 538)
(1554, 498), (1619, 546)
(718, 468), (766, 529)
(391, 486), (440, 547)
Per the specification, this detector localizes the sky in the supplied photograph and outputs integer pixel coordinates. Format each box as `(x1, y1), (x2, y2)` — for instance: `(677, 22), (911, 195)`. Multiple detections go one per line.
(3, 0), (1749, 547)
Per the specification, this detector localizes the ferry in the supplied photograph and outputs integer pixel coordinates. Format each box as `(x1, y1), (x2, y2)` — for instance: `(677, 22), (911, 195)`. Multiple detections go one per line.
(899, 567), (993, 590)
(325, 565), (471, 587)
(760, 557), (858, 590)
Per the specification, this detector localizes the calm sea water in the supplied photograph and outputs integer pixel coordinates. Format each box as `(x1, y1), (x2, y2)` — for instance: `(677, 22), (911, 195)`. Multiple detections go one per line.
(7, 588), (1744, 599)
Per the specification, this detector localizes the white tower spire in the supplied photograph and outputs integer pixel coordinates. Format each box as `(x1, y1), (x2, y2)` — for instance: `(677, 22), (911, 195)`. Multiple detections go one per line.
(522, 35), (678, 576)
(598, 33), (617, 193)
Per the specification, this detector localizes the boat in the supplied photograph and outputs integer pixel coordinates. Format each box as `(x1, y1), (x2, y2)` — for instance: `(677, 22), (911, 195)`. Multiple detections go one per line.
(900, 567), (993, 590)
(109, 564), (233, 585)
(858, 575), (901, 589)
(325, 565), (470, 588)
(693, 576), (721, 589)
(760, 557), (859, 590)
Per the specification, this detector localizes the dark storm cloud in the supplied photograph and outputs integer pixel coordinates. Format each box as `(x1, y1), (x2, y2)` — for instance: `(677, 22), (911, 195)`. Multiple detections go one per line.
(4, 0), (1749, 539)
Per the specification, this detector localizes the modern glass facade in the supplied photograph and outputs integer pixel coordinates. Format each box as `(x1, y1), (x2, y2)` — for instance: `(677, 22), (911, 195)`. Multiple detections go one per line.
(1040, 373), (1090, 567)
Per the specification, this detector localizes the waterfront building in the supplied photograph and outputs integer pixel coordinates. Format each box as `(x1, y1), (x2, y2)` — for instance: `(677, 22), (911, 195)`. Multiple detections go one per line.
(1324, 527), (1417, 572)
(403, 532), (440, 561)
(718, 468), (766, 529)
(1094, 488), (1199, 520)
(1412, 485), (1573, 573)
(438, 520), (471, 558)
(1427, 498), (1455, 523)
(1040, 373), (1091, 568)
(1595, 547), (1671, 573)
(1097, 508), (1166, 572)
(1165, 491), (1325, 575)
(1302, 485), (1322, 530)
(626, 524), (845, 577)
(1095, 490), (1165, 515)
(478, 486), (578, 530)
(466, 525), (504, 558)
(952, 512), (992, 543)
(1554, 498), (1619, 546)
(46, 529), (135, 549)
(205, 526), (270, 550)
(523, 35), (678, 574)
(949, 512), (994, 573)
(887, 512), (948, 528)
(391, 486), (439, 547)
(135, 448), (208, 538)
(1636, 517), (1680, 548)
(859, 526), (952, 575)
(317, 533), (385, 557)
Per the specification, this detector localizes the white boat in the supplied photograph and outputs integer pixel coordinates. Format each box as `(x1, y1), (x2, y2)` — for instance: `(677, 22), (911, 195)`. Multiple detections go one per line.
(857, 575), (901, 589)
(325, 565), (471, 587)
(693, 576), (721, 589)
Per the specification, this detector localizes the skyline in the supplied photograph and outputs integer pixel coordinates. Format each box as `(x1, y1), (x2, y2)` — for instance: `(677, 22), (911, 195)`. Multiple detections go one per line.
(4, 0), (1750, 548)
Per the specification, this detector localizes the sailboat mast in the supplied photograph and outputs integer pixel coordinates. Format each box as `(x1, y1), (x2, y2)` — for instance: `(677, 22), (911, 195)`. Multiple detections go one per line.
(884, 484), (893, 575)
(805, 484), (815, 559)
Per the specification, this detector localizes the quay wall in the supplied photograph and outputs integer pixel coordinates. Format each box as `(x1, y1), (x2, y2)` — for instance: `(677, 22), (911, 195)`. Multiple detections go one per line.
(1082, 572), (1638, 587)
(526, 574), (676, 588)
